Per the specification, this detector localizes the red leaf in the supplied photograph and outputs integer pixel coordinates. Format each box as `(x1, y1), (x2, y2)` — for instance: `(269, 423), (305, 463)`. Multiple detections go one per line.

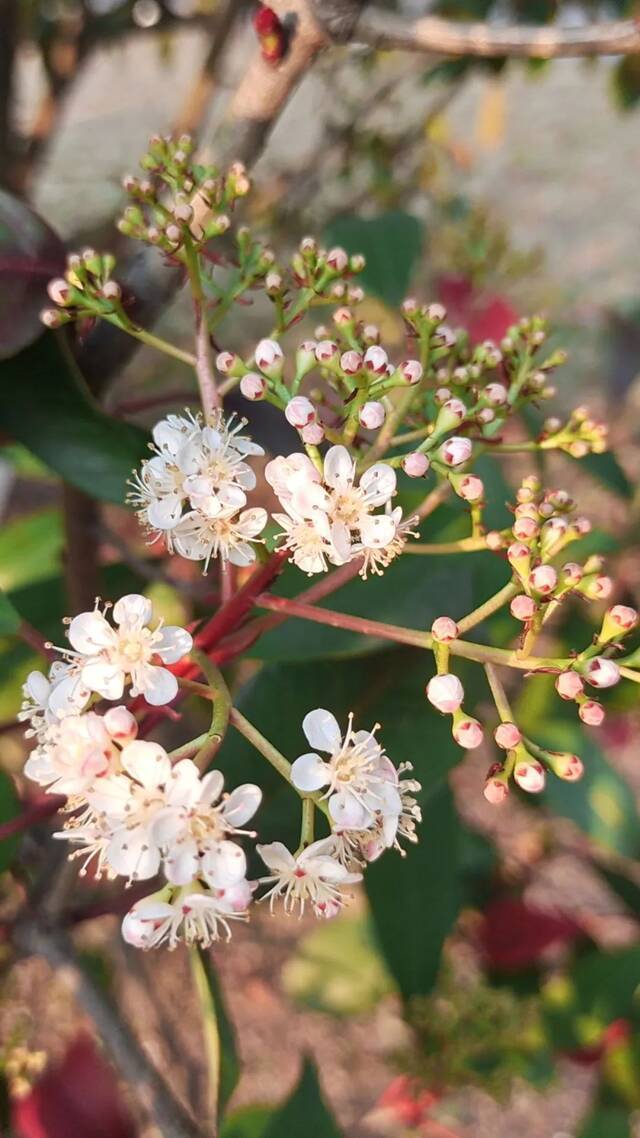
(12, 1034), (137, 1138)
(436, 274), (518, 346)
(480, 897), (583, 971)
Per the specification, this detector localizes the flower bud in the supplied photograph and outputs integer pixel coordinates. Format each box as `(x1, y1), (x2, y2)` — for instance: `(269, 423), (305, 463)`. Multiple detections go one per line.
(457, 475), (484, 502)
(484, 774), (510, 805)
(301, 422), (325, 445)
(363, 324), (380, 344)
(600, 604), (638, 643)
(285, 396), (316, 430)
(359, 401), (386, 430)
(439, 436), (472, 467)
(530, 564), (558, 596)
(399, 359), (423, 385)
(546, 751), (584, 782)
(426, 673), (464, 714)
(435, 399), (467, 434)
(453, 714), (484, 750)
(315, 340), (338, 363)
(514, 759), (546, 793)
(216, 351), (240, 375)
(47, 278), (70, 306)
(40, 308), (66, 328)
(427, 302), (446, 323)
(485, 531), (504, 551)
(579, 701), (605, 727)
(326, 247), (348, 272)
(347, 285), (364, 304)
(494, 722), (522, 749)
(484, 382), (508, 406)
(561, 562), (583, 586)
(477, 408), (495, 425)
(240, 372), (266, 401)
(103, 706), (138, 743)
(431, 616), (458, 643)
(295, 341), (317, 379)
(363, 345), (389, 375)
(555, 671), (584, 700)
(101, 280), (121, 301)
(513, 516), (539, 542)
(507, 542), (532, 577)
(340, 350), (362, 375)
(255, 338), (284, 377)
(434, 387), (451, 405)
(402, 452), (430, 478)
(510, 594), (536, 622)
(583, 657), (621, 689)
(265, 271), (283, 294)
(582, 574), (613, 601)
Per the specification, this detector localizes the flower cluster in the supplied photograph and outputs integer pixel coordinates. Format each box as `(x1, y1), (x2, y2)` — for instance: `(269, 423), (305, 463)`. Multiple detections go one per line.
(266, 446), (415, 577)
(128, 412), (267, 569)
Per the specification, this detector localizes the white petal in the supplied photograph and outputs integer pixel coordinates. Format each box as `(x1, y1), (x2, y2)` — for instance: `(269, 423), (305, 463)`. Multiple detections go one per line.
(221, 783), (262, 826)
(359, 514), (396, 548)
(330, 520), (352, 563)
(238, 508), (268, 538)
(121, 740), (171, 787)
(149, 805), (186, 846)
(228, 543), (257, 568)
(80, 661), (125, 701)
(68, 611), (115, 654)
(302, 708), (342, 754)
(257, 841), (295, 873)
(164, 842), (199, 885)
(113, 594), (153, 627)
(291, 752), (330, 792)
(324, 445), (354, 489)
(199, 769), (224, 805)
(166, 759), (203, 806)
(329, 791), (371, 830)
(107, 828), (160, 880)
(155, 626), (193, 664)
(147, 494), (184, 530)
(137, 664), (178, 706)
(360, 463), (396, 506)
(201, 840), (247, 887)
(303, 853), (355, 883)
(25, 671), (50, 703)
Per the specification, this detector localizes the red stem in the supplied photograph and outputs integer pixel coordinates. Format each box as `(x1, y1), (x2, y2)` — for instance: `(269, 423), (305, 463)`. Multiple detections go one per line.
(255, 593), (429, 649)
(0, 795), (63, 841)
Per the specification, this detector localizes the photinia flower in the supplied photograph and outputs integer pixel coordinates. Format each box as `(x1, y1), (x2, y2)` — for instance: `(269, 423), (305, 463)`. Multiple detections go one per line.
(172, 504), (267, 570)
(19, 661), (91, 739)
(257, 837), (362, 917)
(24, 708), (135, 797)
(57, 593), (192, 706)
(122, 881), (254, 948)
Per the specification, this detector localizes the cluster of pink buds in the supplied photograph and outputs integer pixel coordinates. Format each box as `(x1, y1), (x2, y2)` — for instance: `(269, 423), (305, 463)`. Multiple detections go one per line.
(484, 722), (585, 804)
(538, 405), (608, 458)
(41, 248), (122, 328)
(426, 618), (485, 751)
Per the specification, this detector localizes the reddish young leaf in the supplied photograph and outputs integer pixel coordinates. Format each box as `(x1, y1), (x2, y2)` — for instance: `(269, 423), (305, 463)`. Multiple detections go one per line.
(436, 274), (518, 346)
(12, 1034), (137, 1138)
(479, 896), (583, 971)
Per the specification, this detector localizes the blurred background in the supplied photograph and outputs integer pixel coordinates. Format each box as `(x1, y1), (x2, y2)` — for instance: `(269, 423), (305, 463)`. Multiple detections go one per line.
(2, 2), (640, 1137)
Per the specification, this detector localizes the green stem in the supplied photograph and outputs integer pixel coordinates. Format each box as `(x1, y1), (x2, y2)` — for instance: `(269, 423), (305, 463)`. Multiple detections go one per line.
(405, 536), (488, 555)
(191, 650), (232, 770)
(229, 707), (292, 782)
(189, 946), (220, 1130)
(484, 663), (514, 722)
(106, 315), (197, 367)
(298, 798), (315, 853)
(168, 733), (209, 762)
(456, 581), (519, 635)
(619, 665), (640, 684)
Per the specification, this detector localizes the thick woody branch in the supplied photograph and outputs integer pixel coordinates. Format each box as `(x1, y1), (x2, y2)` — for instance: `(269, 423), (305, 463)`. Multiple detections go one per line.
(13, 920), (204, 1138)
(345, 6), (640, 59)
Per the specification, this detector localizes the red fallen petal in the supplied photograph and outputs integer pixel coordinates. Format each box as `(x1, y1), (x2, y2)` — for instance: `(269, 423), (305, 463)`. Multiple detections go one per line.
(480, 896), (583, 971)
(436, 274), (518, 345)
(12, 1033), (137, 1138)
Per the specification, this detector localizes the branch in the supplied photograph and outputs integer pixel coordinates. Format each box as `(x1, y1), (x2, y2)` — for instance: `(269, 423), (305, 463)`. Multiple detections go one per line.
(345, 6), (640, 59)
(12, 921), (204, 1138)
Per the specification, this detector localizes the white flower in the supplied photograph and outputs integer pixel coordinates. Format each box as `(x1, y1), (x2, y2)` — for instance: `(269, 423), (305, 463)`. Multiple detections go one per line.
(257, 837), (362, 917)
(57, 593), (192, 706)
(23, 708), (134, 797)
(290, 709), (414, 849)
(19, 661), (91, 739)
(122, 882), (254, 949)
(172, 505), (267, 570)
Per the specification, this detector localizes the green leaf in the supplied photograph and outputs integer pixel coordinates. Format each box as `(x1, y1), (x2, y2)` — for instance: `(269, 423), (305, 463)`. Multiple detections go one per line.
(221, 1107), (272, 1138)
(263, 1059), (343, 1138)
(572, 451), (633, 500)
(0, 589), (20, 636)
(0, 332), (148, 503)
(0, 509), (63, 591)
(324, 212), (423, 306)
(192, 950), (240, 1123)
(579, 1105), (629, 1138)
(366, 780), (461, 1000)
(0, 770), (21, 873)
(0, 188), (65, 359)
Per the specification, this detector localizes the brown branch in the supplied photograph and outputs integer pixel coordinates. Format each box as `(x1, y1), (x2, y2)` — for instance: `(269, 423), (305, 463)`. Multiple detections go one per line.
(62, 485), (100, 612)
(345, 6), (640, 59)
(12, 921), (204, 1138)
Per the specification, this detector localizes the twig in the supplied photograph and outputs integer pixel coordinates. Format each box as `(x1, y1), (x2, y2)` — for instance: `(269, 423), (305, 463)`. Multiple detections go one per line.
(12, 921), (204, 1138)
(62, 485), (100, 612)
(190, 650), (232, 769)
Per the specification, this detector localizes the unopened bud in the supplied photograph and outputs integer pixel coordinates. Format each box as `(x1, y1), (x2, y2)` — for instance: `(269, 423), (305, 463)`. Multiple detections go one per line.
(484, 382), (508, 406)
(326, 247), (348, 273)
(255, 338), (284, 377)
(315, 340), (339, 363)
(435, 399), (467, 434)
(494, 722), (522, 749)
(457, 474), (484, 502)
(240, 372), (266, 401)
(363, 345), (389, 375)
(47, 278), (70, 306)
(530, 564), (558, 596)
(399, 359), (424, 385)
(102, 280), (121, 301)
(340, 350), (362, 375)
(556, 671), (584, 700)
(453, 713), (484, 750)
(513, 516), (539, 542)
(603, 605), (638, 638)
(510, 594), (537, 622)
(579, 701), (605, 727)
(301, 422), (325, 445)
(514, 759), (546, 794)
(485, 531), (504, 551)
(426, 673), (464, 714)
(333, 307), (353, 327)
(439, 436), (472, 467)
(546, 751), (584, 782)
(507, 542), (532, 577)
(583, 657), (620, 689)
(216, 351), (239, 375)
(431, 616), (458, 643)
(484, 773), (510, 805)
(427, 302), (446, 323)
(103, 706), (138, 743)
(359, 401), (386, 430)
(402, 452), (430, 478)
(285, 396), (316, 430)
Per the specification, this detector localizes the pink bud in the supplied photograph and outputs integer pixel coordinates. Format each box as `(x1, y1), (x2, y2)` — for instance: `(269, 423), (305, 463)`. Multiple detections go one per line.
(363, 345), (389, 375)
(216, 351), (238, 374)
(102, 280), (121, 301)
(562, 562), (583, 585)
(326, 246), (348, 272)
(584, 657), (621, 689)
(458, 475), (484, 502)
(427, 302), (447, 322)
(508, 542), (531, 566)
(402, 452), (430, 478)
(484, 777), (509, 805)
(549, 752), (584, 782)
(555, 671), (584, 700)
(590, 575), (613, 600)
(513, 516), (539, 541)
(333, 307), (353, 326)
(579, 701), (605, 727)
(440, 398), (467, 424)
(514, 760), (546, 794)
(47, 278), (70, 305)
(399, 359), (423, 385)
(573, 517), (592, 535)
(439, 436), (472, 467)
(431, 616), (459, 643)
(530, 564), (558, 595)
(315, 340), (338, 363)
(477, 408), (495, 425)
(510, 594), (536, 621)
(494, 722), (522, 749)
(434, 387), (451, 405)
(255, 338), (284, 374)
(426, 673), (464, 714)
(340, 350), (362, 375)
(485, 531), (504, 551)
(103, 706), (138, 743)
(453, 717), (484, 750)
(301, 422), (325, 445)
(265, 271), (282, 292)
(608, 604), (638, 631)
(359, 401), (386, 430)
(240, 372), (266, 401)
(484, 382), (508, 406)
(285, 396), (316, 429)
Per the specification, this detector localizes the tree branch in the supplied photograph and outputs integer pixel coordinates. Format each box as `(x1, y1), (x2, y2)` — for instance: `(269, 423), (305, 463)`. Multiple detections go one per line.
(346, 6), (640, 59)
